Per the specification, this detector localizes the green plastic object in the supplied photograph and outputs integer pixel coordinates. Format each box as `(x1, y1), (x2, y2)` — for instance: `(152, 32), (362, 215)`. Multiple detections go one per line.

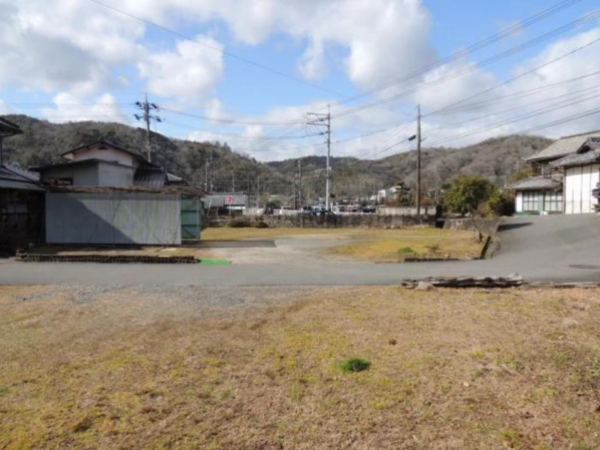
(199, 259), (232, 266)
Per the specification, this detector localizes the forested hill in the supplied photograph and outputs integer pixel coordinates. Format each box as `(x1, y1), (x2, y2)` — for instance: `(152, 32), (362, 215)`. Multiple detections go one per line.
(1, 115), (290, 194)
(2, 115), (551, 199)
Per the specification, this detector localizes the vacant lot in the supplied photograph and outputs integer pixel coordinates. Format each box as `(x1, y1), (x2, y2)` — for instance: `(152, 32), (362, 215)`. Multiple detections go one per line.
(324, 228), (482, 262)
(204, 227), (483, 263)
(27, 228), (482, 265)
(2, 285), (600, 449)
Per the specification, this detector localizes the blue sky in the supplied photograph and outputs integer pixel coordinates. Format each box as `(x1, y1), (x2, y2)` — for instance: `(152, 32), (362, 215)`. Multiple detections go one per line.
(1, 0), (599, 160)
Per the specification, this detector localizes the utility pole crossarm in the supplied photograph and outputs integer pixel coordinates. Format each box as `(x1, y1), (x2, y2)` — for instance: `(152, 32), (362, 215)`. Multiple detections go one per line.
(134, 94), (162, 163)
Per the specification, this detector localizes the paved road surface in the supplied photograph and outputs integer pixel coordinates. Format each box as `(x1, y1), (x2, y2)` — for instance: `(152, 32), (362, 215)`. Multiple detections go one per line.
(2, 215), (600, 286)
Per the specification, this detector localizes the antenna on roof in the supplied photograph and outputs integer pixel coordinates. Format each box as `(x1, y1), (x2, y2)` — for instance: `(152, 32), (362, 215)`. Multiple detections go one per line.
(134, 94), (162, 162)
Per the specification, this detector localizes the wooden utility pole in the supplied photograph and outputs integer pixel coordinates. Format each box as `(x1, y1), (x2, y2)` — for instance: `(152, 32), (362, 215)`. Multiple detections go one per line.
(416, 104), (422, 220)
(134, 94), (162, 162)
(298, 159), (303, 209)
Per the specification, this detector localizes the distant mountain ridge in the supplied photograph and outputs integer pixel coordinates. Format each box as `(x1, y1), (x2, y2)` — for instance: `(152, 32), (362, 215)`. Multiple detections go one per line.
(1, 115), (552, 201)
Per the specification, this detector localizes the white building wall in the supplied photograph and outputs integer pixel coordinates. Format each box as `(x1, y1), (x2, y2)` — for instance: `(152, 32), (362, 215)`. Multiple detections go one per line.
(565, 164), (600, 214)
(65, 144), (136, 167)
(515, 192), (523, 213)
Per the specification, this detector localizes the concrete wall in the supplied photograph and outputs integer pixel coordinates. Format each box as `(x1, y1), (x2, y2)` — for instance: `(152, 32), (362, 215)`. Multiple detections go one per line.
(46, 192), (181, 245)
(244, 214), (435, 228)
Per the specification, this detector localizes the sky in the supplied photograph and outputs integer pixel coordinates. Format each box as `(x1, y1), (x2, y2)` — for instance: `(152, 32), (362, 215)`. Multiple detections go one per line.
(1, 0), (600, 161)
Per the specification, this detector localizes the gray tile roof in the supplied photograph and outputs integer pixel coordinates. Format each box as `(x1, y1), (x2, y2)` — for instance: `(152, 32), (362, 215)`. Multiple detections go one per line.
(509, 176), (562, 191)
(0, 164), (44, 191)
(550, 148), (600, 168)
(525, 130), (600, 162)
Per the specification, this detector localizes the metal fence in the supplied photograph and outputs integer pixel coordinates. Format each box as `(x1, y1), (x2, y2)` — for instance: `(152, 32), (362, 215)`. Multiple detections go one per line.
(46, 192), (182, 245)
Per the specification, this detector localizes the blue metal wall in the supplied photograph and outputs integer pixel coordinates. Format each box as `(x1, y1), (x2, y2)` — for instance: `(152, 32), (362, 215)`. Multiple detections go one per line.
(46, 192), (181, 245)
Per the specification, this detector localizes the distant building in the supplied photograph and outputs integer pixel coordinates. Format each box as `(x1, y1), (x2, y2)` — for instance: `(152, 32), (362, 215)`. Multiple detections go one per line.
(377, 183), (411, 205)
(204, 193), (256, 215)
(32, 140), (204, 245)
(511, 130), (600, 215)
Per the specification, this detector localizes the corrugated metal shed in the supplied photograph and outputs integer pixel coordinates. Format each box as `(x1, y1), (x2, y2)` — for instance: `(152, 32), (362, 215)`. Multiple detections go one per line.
(46, 192), (182, 245)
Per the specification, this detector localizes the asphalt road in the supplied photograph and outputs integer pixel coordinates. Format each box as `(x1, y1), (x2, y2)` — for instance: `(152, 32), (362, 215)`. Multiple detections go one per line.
(2, 214), (600, 286)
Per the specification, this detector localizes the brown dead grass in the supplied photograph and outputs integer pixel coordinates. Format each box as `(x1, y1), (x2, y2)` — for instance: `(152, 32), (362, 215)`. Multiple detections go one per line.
(2, 285), (600, 449)
(326, 228), (483, 262)
(201, 227), (350, 241)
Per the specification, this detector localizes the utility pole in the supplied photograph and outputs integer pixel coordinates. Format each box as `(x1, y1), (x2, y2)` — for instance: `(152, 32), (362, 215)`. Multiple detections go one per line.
(134, 94), (162, 162)
(232, 171), (236, 193)
(204, 147), (213, 192)
(298, 159), (303, 209)
(307, 106), (332, 210)
(257, 176), (261, 209)
(416, 104), (422, 220)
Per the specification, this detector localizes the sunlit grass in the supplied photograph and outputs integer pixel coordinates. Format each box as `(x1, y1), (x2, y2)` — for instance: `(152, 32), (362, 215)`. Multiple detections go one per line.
(2, 285), (600, 448)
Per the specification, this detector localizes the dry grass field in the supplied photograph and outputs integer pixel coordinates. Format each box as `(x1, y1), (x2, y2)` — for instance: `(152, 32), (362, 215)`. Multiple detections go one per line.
(2, 285), (600, 449)
(324, 228), (483, 262)
(203, 227), (484, 262)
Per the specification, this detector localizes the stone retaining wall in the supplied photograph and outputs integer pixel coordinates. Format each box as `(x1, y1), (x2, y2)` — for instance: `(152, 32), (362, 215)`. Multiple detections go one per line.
(443, 217), (501, 236)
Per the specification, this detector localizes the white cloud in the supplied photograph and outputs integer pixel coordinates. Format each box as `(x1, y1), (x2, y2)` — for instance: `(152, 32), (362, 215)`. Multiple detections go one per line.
(42, 93), (129, 124)
(0, 0), (145, 95)
(138, 36), (224, 103)
(124, 0), (436, 91)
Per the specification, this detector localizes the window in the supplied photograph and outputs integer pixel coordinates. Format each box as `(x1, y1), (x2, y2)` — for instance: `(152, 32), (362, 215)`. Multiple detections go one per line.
(522, 191), (563, 212)
(544, 192), (563, 212)
(522, 191), (542, 212)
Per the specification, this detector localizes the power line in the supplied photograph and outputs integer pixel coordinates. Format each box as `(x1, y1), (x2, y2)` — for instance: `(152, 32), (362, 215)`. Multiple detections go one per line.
(424, 81), (600, 135)
(430, 69), (600, 115)
(334, 0), (585, 108)
(428, 35), (600, 117)
(425, 88), (600, 147)
(336, 10), (600, 118)
(87, 0), (349, 99)
(160, 107), (304, 126)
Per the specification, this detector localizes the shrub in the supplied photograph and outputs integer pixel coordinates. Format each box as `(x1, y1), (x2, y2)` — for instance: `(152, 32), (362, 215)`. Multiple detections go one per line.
(340, 357), (371, 373)
(487, 190), (515, 217)
(400, 247), (415, 255)
(228, 217), (252, 228)
(256, 221), (269, 229)
(443, 175), (497, 216)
